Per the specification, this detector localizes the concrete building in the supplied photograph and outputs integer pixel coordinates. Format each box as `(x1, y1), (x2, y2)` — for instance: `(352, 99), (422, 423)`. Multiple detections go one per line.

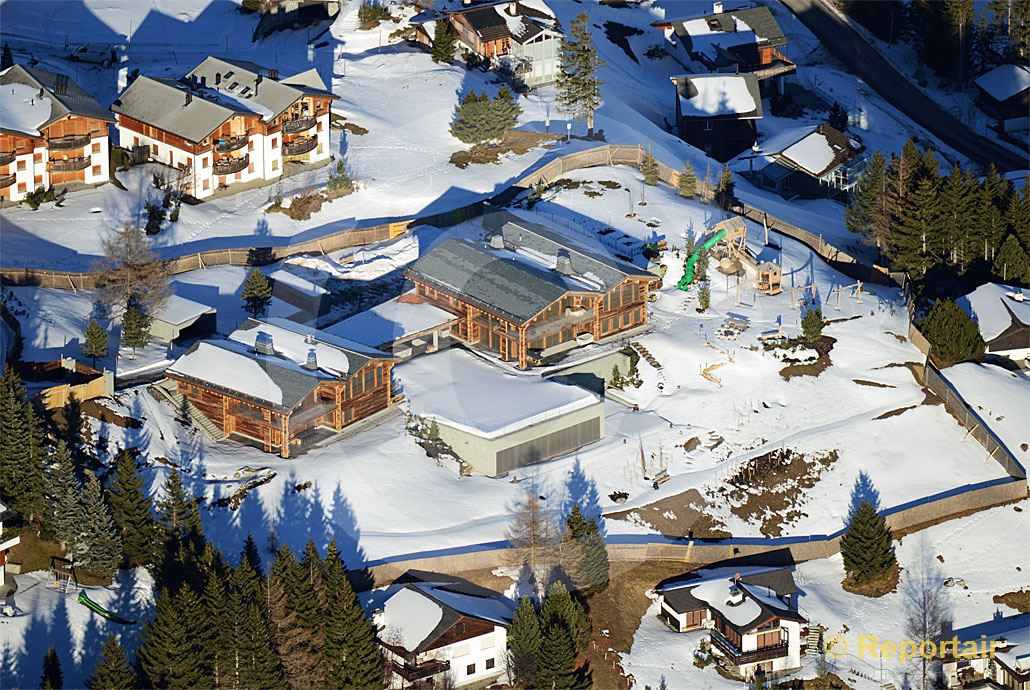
(398, 348), (604, 476)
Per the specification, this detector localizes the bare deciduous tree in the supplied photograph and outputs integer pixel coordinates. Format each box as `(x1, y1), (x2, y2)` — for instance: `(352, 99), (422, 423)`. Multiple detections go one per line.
(903, 538), (953, 689)
(93, 223), (171, 314)
(506, 486), (561, 589)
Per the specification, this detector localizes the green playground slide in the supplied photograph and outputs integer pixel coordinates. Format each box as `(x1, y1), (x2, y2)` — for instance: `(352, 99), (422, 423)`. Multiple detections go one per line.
(77, 590), (136, 625)
(677, 228), (726, 291)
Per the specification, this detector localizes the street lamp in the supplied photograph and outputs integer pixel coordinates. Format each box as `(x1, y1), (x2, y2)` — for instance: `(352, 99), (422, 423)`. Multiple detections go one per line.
(566, 121), (572, 143)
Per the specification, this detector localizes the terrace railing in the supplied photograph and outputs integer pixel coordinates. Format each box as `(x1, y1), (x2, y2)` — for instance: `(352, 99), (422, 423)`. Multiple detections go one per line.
(47, 134), (92, 150)
(283, 116), (316, 134)
(213, 154), (249, 176)
(47, 157), (90, 172)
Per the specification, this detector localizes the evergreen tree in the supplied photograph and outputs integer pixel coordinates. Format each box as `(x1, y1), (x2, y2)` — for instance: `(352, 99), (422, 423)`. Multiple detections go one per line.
(714, 165), (736, 210)
(48, 442), (86, 559)
(157, 468), (203, 537)
(450, 90), (495, 146)
(541, 580), (590, 653)
(840, 501), (897, 584)
(694, 246), (709, 282)
(80, 471), (123, 581)
(840, 0), (903, 42)
(640, 151), (660, 185)
(994, 234), (1030, 284)
(1007, 185), (1030, 249)
(86, 634), (137, 690)
(138, 586), (208, 689)
(827, 101), (848, 131)
(677, 161), (696, 197)
(241, 268), (272, 318)
(491, 85), (521, 139)
(0, 367), (46, 522)
(322, 539), (383, 689)
(83, 320), (108, 367)
(39, 646), (63, 690)
(234, 598), (285, 690)
(431, 17), (456, 63)
(562, 505), (609, 598)
(200, 570), (230, 689)
(945, 0), (976, 85)
(268, 544), (323, 688)
(922, 299), (986, 366)
(557, 12), (604, 134)
(937, 165), (976, 268)
(845, 151), (890, 249)
(106, 448), (158, 567)
(507, 596), (541, 688)
(888, 176), (941, 275)
(1, 42), (13, 70)
(802, 303), (823, 343)
(120, 299), (151, 356)
(535, 622), (583, 690)
(975, 164), (1011, 261)
(698, 281), (711, 312)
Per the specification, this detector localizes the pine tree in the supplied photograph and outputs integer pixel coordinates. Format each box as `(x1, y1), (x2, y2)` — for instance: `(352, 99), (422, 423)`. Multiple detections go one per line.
(106, 448), (158, 567)
(802, 303), (823, 343)
(677, 162), (696, 197)
(1007, 185), (1030, 249)
(994, 234), (1030, 284)
(845, 151), (890, 249)
(241, 268), (272, 318)
(431, 17), (456, 63)
(322, 539), (383, 689)
(0, 43), (13, 70)
(157, 468), (203, 537)
(86, 634), (137, 690)
(888, 176), (941, 275)
(83, 320), (108, 367)
(827, 101), (848, 131)
(535, 622), (581, 690)
(840, 501), (896, 584)
(80, 471), (123, 581)
(507, 597), (541, 688)
(200, 571), (230, 689)
(937, 165), (976, 268)
(268, 544), (323, 688)
(922, 299), (986, 366)
(39, 646), (63, 690)
(48, 442), (86, 559)
(491, 85), (521, 140)
(714, 165), (736, 210)
(450, 91), (495, 146)
(0, 368), (45, 522)
(541, 580), (590, 653)
(138, 586), (209, 689)
(698, 282), (711, 312)
(120, 299), (151, 356)
(557, 12), (604, 135)
(640, 151), (660, 185)
(562, 505), (609, 598)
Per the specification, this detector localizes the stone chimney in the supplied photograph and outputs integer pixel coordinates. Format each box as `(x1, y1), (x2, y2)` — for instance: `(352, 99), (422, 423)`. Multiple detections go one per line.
(713, 1), (724, 14)
(255, 331), (275, 356)
(555, 249), (573, 276)
(303, 348), (318, 371)
(488, 233), (506, 250)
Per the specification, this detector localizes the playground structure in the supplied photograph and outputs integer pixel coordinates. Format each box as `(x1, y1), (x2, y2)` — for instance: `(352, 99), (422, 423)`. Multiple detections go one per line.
(833, 281), (863, 310)
(48, 556), (78, 593)
(678, 218), (788, 300)
(756, 261), (783, 296)
(77, 590), (137, 625)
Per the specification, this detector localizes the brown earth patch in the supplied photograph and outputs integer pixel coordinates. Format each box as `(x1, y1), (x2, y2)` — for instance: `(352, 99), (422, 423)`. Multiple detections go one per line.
(80, 399), (141, 428)
(780, 335), (836, 380)
(875, 405), (917, 420)
(449, 130), (560, 168)
(605, 488), (730, 539)
(993, 589), (1030, 612)
(842, 563), (901, 598)
(853, 379), (894, 388)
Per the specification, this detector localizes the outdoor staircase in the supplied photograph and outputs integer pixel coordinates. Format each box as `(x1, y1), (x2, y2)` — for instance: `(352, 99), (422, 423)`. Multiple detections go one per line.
(148, 379), (226, 442)
(630, 341), (667, 390)
(806, 625), (823, 654)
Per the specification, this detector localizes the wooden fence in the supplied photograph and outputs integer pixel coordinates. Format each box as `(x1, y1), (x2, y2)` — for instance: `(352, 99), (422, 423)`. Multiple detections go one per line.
(40, 370), (114, 409)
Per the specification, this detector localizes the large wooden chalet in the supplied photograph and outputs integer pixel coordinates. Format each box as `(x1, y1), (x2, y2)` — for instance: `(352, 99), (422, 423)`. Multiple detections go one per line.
(1, 64), (113, 203)
(165, 318), (394, 458)
(112, 57), (335, 199)
(404, 215), (658, 369)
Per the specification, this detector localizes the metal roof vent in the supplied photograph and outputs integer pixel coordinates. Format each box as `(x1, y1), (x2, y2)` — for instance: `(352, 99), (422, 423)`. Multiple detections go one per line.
(555, 249), (573, 276)
(488, 233), (505, 250)
(302, 348), (318, 371)
(255, 331), (275, 356)
(727, 585), (745, 606)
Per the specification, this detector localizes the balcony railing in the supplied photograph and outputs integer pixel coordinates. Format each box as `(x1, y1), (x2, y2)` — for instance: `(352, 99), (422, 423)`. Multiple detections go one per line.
(524, 308), (594, 341)
(48, 134), (92, 150)
(47, 157), (90, 172)
(710, 629), (790, 666)
(0, 174), (14, 189)
(215, 136), (248, 153)
(0, 151), (17, 166)
(391, 659), (450, 682)
(283, 136), (317, 157)
(282, 116), (316, 134)
(213, 154), (249, 176)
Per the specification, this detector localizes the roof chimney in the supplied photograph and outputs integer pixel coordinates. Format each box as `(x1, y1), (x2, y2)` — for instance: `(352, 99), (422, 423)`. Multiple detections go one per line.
(215, 72), (222, 85)
(488, 233), (505, 250)
(713, 1), (724, 13)
(267, 69), (277, 81)
(185, 91), (192, 106)
(302, 348), (318, 371)
(255, 331), (275, 356)
(555, 249), (573, 276)
(727, 584), (744, 605)
(507, 0), (517, 16)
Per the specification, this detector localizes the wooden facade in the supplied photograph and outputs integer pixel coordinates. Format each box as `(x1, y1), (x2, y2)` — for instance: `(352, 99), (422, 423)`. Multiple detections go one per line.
(167, 358), (392, 458)
(1, 114), (110, 199)
(408, 275), (652, 369)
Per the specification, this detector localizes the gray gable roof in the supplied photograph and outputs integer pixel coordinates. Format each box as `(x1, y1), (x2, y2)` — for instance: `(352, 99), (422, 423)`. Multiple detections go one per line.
(658, 5), (787, 49)
(0, 64), (113, 128)
(112, 76), (237, 143)
(186, 57), (332, 121)
(405, 238), (577, 324)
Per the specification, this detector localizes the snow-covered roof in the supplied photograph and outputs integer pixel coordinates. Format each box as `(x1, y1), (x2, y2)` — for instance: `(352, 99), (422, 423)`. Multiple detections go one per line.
(674, 74), (761, 119)
(975, 64), (1030, 102)
(948, 613), (1030, 669)
(269, 269), (329, 297)
(656, 5), (786, 66)
(382, 586), (444, 651)
(397, 349), (601, 439)
(759, 124), (864, 178)
(228, 318), (387, 378)
(0, 64), (113, 132)
(960, 283), (1030, 342)
(663, 567), (805, 632)
(0, 82), (52, 137)
(153, 294), (216, 326)
(324, 290), (457, 348)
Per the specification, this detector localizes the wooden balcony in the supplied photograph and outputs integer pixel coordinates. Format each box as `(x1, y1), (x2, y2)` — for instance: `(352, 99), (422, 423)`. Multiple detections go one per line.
(47, 157), (90, 172)
(0, 151), (16, 166)
(524, 308), (594, 340)
(215, 136), (248, 153)
(282, 116), (316, 134)
(47, 134), (91, 150)
(283, 136), (317, 157)
(213, 154), (249, 175)
(751, 52), (797, 81)
(391, 659), (450, 683)
(711, 629), (790, 666)
(0, 174), (14, 189)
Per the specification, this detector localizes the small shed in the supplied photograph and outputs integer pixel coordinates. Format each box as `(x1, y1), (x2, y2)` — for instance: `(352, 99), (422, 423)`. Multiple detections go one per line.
(150, 295), (217, 344)
(269, 269), (331, 319)
(756, 261), (782, 295)
(974, 64), (1030, 128)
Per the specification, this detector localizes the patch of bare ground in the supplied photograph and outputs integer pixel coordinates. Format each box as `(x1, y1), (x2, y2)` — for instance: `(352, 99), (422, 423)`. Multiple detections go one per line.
(605, 489), (731, 539)
(841, 563), (901, 598)
(853, 379), (895, 388)
(886, 331), (908, 342)
(779, 335), (836, 380)
(80, 398), (141, 428)
(449, 130), (561, 168)
(716, 449), (839, 537)
(993, 589), (1030, 612)
(875, 405), (917, 420)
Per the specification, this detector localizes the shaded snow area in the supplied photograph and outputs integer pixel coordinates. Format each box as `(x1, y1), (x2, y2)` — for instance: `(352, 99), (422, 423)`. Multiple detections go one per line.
(0, 81), (52, 136)
(381, 587), (443, 651)
(959, 282), (1030, 341)
(942, 363), (1029, 465)
(677, 75), (757, 117)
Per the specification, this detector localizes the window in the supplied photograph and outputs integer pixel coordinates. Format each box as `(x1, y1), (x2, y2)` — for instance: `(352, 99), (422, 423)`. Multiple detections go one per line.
(466, 664), (475, 676)
(271, 137), (278, 148)
(248, 162), (255, 174)
(34, 151), (42, 163)
(202, 179), (210, 190)
(17, 182), (26, 193)
(317, 119), (324, 131)
(202, 156), (210, 168)
(92, 165), (101, 175)
(133, 136), (140, 146)
(272, 159), (279, 171)
(235, 171), (241, 180)
(456, 622), (465, 634)
(17, 160), (26, 171)
(34, 176), (42, 186)
(485, 659), (495, 670)
(317, 144), (324, 154)
(703, 120), (713, 132)
(248, 139), (255, 151)
(92, 142), (101, 154)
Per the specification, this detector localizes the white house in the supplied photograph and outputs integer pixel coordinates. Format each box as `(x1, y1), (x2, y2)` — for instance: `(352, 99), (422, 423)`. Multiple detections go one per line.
(374, 571), (515, 688)
(657, 565), (807, 681)
(960, 283), (1030, 366)
(0, 502), (21, 597)
(111, 57), (335, 199)
(941, 612), (1030, 689)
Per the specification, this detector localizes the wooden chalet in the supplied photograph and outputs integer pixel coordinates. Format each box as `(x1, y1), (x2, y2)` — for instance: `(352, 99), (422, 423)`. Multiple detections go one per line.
(974, 63), (1030, 133)
(404, 216), (658, 369)
(165, 318), (394, 458)
(671, 73), (763, 161)
(755, 124), (868, 202)
(1, 64), (113, 202)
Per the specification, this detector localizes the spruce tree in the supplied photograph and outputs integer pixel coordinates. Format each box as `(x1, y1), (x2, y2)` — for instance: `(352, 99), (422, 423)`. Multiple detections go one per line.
(86, 634), (137, 690)
(491, 85), (522, 140)
(557, 12), (604, 135)
(993, 234), (1030, 284)
(0, 42), (13, 70)
(677, 161), (696, 197)
(698, 282), (711, 312)
(640, 151), (660, 185)
(241, 269), (272, 318)
(840, 501), (896, 584)
(535, 622), (581, 690)
(84, 320), (109, 367)
(845, 151), (889, 249)
(235, 598), (285, 690)
(80, 471), (123, 581)
(322, 539), (383, 689)
(138, 586), (209, 689)
(827, 101), (848, 131)
(157, 468), (203, 537)
(106, 448), (158, 567)
(802, 303), (823, 343)
(888, 176), (941, 275)
(0, 368), (46, 522)
(1007, 186), (1030, 249)
(541, 580), (590, 653)
(562, 505), (609, 598)
(450, 91), (494, 146)
(40, 646), (63, 690)
(48, 442), (86, 559)
(120, 300), (151, 356)
(507, 596), (541, 688)
(714, 165), (736, 210)
(200, 571), (230, 689)
(269, 544), (323, 688)
(922, 299), (986, 365)
(974, 164), (1011, 261)
(431, 17), (456, 63)
(937, 165), (975, 268)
